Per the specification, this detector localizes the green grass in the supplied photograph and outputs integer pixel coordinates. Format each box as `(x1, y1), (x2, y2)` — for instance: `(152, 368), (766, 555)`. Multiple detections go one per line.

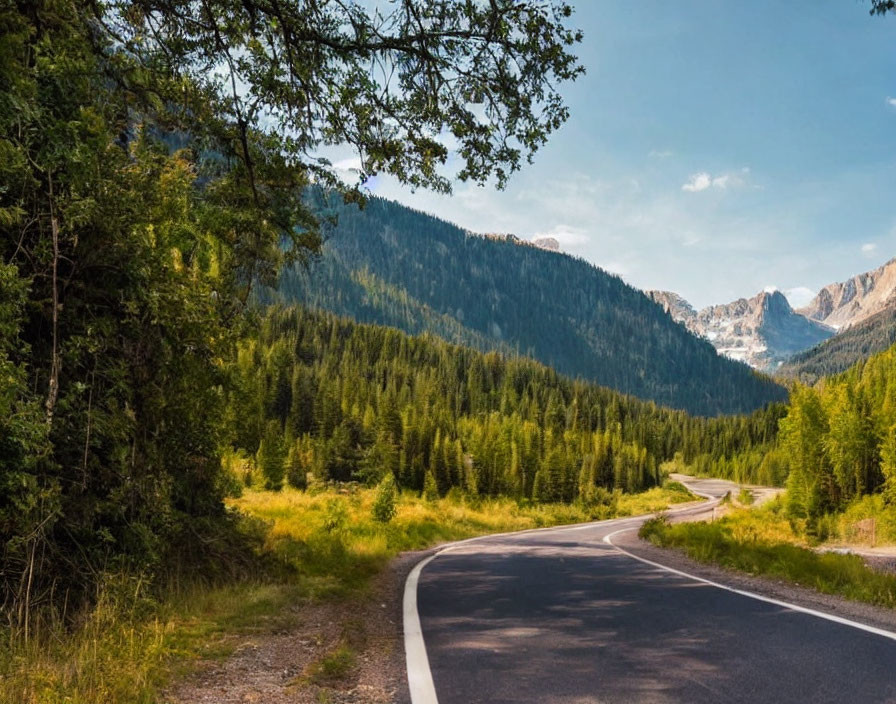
(640, 506), (896, 609)
(304, 643), (357, 684)
(1, 483), (694, 704)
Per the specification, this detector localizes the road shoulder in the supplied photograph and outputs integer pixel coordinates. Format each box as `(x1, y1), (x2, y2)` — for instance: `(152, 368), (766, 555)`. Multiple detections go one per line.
(612, 527), (896, 636)
(164, 551), (420, 704)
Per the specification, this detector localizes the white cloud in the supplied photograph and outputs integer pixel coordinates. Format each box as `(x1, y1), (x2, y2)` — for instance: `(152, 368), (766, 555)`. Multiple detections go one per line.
(369, 166), (818, 310)
(763, 285), (779, 294)
(332, 156), (362, 172)
(862, 242), (878, 255)
(533, 224), (590, 247)
(783, 286), (816, 309)
(682, 169), (751, 193)
(648, 149), (674, 159)
(682, 172), (712, 192)
(886, 97), (896, 108)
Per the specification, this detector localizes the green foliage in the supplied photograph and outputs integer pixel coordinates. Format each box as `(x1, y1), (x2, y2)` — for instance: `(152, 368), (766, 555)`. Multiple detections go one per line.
(305, 644), (357, 684)
(269, 195), (787, 416)
(322, 499), (349, 535)
(0, 0), (582, 639)
(779, 307), (896, 384)
(663, 480), (693, 497)
(103, 0), (582, 195)
(423, 471), (440, 501)
(286, 444), (309, 491)
(258, 421), (286, 491)
(641, 509), (896, 609)
(772, 343), (896, 521)
(228, 306), (783, 504)
(638, 514), (671, 543)
(371, 475), (398, 524)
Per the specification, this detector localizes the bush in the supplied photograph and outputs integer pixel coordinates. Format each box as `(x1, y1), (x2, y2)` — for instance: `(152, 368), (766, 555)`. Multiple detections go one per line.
(663, 480), (691, 496)
(371, 474), (397, 524)
(322, 499), (348, 534)
(423, 471), (439, 502)
(641, 509), (896, 609)
(286, 448), (308, 491)
(638, 514), (670, 542)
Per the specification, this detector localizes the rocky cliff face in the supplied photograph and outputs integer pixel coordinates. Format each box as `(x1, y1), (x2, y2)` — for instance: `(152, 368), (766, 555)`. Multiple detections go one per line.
(798, 257), (896, 330)
(648, 291), (697, 324)
(649, 289), (834, 370)
(532, 236), (560, 252)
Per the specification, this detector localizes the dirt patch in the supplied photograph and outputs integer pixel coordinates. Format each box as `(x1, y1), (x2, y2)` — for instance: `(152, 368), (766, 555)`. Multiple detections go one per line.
(164, 552), (429, 704)
(613, 528), (896, 635)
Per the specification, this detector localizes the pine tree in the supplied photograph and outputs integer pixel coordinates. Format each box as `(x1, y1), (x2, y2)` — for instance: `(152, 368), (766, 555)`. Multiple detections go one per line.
(259, 421), (286, 491)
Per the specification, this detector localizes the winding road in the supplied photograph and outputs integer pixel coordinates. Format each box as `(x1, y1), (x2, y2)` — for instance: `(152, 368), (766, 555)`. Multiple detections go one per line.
(404, 477), (896, 703)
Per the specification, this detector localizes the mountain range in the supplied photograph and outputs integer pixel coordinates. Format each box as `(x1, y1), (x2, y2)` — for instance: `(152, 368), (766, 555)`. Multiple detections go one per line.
(650, 257), (896, 372)
(648, 289), (834, 370)
(270, 193), (785, 416)
(798, 257), (896, 330)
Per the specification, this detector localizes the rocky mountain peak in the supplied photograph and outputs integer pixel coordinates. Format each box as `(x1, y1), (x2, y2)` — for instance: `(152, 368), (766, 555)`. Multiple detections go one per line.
(649, 287), (833, 370)
(756, 289), (793, 319)
(799, 257), (896, 330)
(532, 236), (560, 252)
(648, 291), (697, 321)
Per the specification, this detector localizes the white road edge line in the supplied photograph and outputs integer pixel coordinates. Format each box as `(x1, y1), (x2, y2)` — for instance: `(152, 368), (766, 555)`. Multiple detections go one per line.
(604, 527), (896, 643)
(402, 485), (722, 704)
(402, 515), (646, 704)
(403, 552), (439, 704)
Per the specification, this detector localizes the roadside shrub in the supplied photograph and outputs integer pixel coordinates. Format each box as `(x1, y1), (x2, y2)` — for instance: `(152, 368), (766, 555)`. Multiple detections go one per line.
(371, 474), (397, 524)
(663, 480), (691, 496)
(639, 514), (670, 542)
(641, 509), (896, 608)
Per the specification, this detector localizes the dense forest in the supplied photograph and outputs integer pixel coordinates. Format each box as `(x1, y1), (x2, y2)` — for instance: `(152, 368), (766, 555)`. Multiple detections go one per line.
(778, 307), (896, 384)
(778, 344), (896, 523)
(270, 194), (787, 417)
(0, 0), (584, 639)
(228, 306), (787, 502)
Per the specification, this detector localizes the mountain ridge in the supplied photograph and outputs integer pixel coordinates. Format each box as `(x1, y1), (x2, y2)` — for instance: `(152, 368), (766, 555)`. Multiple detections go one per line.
(270, 193), (786, 416)
(648, 288), (834, 370)
(798, 257), (896, 330)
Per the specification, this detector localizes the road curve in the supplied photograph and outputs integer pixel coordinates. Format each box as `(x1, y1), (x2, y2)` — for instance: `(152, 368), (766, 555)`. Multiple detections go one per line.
(405, 477), (896, 703)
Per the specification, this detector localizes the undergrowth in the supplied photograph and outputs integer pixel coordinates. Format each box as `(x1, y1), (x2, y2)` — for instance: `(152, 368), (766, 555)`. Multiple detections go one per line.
(640, 501), (896, 609)
(2, 482), (693, 703)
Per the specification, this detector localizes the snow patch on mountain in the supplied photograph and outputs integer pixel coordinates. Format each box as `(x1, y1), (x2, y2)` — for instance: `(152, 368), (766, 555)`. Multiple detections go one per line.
(649, 289), (834, 371)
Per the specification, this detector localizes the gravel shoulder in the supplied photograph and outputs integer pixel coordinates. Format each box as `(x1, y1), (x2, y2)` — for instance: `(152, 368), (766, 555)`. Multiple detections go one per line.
(164, 550), (426, 704)
(612, 527), (896, 636)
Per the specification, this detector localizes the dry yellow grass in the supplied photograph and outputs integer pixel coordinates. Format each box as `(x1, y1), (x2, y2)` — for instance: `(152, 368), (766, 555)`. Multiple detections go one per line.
(2, 483), (694, 704)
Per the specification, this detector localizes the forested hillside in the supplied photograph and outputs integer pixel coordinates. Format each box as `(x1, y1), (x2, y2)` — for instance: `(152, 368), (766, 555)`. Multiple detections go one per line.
(778, 342), (896, 521)
(271, 194), (786, 417)
(0, 0), (585, 664)
(229, 306), (786, 502)
(778, 307), (896, 384)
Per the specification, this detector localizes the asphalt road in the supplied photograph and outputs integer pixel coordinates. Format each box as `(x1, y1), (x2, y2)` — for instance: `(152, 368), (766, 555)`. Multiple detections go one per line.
(411, 477), (896, 703)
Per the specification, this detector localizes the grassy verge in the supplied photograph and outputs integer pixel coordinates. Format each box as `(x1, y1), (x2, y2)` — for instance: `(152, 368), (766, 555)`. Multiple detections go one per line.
(640, 502), (896, 609)
(2, 483), (694, 703)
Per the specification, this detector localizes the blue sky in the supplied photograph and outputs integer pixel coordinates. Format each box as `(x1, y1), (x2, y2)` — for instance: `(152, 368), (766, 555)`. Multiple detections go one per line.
(343, 1), (896, 309)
